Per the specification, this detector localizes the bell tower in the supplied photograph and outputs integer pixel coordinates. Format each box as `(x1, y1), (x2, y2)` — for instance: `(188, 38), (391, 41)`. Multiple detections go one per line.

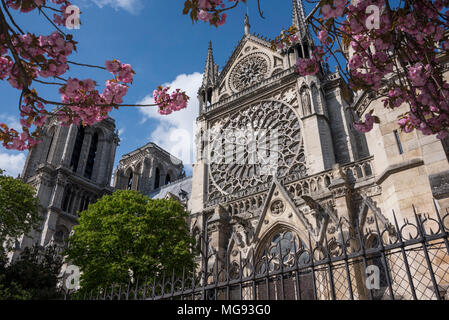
(15, 116), (119, 257)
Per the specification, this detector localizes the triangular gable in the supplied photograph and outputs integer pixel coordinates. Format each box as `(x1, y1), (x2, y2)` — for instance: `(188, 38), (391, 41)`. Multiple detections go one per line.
(216, 34), (284, 95)
(253, 177), (314, 245)
(217, 34), (273, 84)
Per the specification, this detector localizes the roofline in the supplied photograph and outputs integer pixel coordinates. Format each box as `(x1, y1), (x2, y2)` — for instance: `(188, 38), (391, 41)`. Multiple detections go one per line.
(120, 142), (183, 164)
(149, 175), (193, 195)
(216, 33), (273, 86)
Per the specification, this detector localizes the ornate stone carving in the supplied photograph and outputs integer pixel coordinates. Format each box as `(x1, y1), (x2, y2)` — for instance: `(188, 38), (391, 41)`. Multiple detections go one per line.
(327, 224), (337, 235)
(230, 54), (269, 92)
(300, 88), (312, 116)
(208, 100), (306, 201)
(230, 211), (255, 249)
(270, 200), (285, 215)
(366, 215), (375, 225)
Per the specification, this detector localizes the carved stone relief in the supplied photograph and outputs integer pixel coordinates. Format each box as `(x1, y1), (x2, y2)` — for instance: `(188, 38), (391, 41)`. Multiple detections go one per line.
(270, 200), (285, 216)
(229, 54), (269, 92)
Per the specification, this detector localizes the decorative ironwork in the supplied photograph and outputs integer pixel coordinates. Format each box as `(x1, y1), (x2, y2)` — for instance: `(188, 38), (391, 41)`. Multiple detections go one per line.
(65, 201), (449, 301)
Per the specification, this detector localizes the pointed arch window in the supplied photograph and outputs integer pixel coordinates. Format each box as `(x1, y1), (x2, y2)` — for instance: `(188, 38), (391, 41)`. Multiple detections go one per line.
(165, 174), (171, 185)
(127, 171), (134, 190)
(84, 132), (99, 179)
(62, 186), (72, 212)
(70, 126), (85, 172)
(54, 225), (69, 245)
(154, 167), (161, 189)
(46, 127), (56, 163)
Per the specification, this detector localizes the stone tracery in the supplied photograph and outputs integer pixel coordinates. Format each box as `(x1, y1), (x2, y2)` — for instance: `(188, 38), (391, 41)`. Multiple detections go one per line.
(230, 54), (269, 92)
(207, 100), (306, 202)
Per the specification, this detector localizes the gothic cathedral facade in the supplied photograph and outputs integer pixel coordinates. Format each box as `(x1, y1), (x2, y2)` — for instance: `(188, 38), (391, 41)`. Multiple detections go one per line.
(187, 0), (449, 298)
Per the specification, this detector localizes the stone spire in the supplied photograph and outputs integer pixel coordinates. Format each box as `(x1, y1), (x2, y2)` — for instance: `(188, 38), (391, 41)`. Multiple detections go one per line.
(292, 0), (308, 38)
(244, 13), (251, 35)
(202, 41), (217, 88)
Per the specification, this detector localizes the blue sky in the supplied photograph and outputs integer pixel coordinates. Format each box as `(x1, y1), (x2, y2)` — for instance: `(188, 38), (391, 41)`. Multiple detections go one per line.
(0, 0), (318, 178)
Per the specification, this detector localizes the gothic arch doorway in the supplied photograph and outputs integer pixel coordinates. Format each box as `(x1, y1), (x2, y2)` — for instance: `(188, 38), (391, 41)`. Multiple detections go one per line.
(254, 228), (315, 300)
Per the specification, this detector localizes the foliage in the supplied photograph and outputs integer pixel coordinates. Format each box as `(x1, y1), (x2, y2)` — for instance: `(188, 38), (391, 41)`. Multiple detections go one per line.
(0, 1), (188, 151)
(0, 244), (64, 300)
(0, 168), (40, 249)
(64, 190), (195, 293)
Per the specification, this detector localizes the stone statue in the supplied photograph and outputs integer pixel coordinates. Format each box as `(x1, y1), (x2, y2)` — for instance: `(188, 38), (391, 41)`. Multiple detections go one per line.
(231, 212), (254, 248)
(301, 89), (312, 116)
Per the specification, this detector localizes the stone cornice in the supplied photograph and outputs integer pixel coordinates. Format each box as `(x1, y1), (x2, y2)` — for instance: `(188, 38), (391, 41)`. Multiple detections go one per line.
(375, 158), (424, 185)
(205, 67), (298, 119)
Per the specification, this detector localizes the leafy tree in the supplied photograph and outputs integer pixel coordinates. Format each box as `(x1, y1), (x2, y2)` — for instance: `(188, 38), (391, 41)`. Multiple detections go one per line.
(0, 244), (64, 300)
(0, 168), (41, 250)
(65, 190), (195, 292)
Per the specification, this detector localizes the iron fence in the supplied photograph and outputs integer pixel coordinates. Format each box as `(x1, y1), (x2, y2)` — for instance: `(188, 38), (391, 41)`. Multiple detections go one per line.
(65, 202), (449, 300)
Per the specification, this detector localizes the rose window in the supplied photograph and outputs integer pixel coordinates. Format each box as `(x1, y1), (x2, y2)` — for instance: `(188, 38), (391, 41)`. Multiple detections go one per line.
(230, 55), (269, 92)
(207, 100), (306, 201)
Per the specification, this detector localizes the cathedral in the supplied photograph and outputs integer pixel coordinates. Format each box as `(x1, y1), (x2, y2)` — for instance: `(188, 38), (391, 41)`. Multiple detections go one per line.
(10, 0), (449, 299)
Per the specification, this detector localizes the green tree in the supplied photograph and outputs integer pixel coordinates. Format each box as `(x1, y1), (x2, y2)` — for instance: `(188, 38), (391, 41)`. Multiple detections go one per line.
(0, 169), (41, 250)
(65, 190), (195, 292)
(0, 245), (64, 300)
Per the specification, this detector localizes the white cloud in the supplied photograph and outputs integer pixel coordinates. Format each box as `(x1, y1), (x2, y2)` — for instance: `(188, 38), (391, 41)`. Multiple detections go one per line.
(0, 152), (26, 177)
(138, 72), (202, 168)
(91, 0), (143, 14)
(0, 114), (20, 130)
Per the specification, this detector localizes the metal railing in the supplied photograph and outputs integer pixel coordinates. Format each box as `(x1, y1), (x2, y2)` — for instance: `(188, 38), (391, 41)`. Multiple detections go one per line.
(65, 201), (449, 300)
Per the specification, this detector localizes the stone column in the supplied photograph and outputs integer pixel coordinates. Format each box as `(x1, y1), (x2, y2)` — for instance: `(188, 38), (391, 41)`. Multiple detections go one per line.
(298, 77), (336, 174)
(61, 125), (78, 167)
(190, 118), (208, 213)
(132, 170), (141, 191)
(39, 209), (59, 247)
(207, 205), (230, 285)
(76, 131), (92, 176)
(105, 136), (119, 186)
(91, 138), (106, 184)
(37, 130), (53, 165)
(49, 175), (67, 209)
(71, 191), (83, 217)
(328, 165), (369, 300)
(139, 157), (152, 194)
(40, 176), (66, 246)
(49, 125), (69, 165)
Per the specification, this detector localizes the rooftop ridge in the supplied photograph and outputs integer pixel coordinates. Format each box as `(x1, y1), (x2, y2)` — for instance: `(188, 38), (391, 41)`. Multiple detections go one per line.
(121, 142), (183, 165)
(150, 175), (193, 194)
